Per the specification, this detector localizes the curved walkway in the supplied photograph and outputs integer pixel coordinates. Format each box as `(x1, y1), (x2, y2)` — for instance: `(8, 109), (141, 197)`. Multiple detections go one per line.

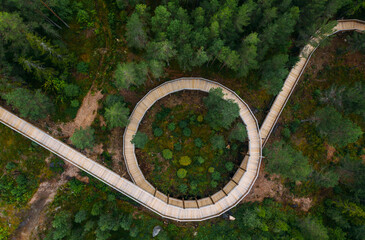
(260, 19), (365, 146)
(0, 19), (364, 222)
(123, 78), (262, 219)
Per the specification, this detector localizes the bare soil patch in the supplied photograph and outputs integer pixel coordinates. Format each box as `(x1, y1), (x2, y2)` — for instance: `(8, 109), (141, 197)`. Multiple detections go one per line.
(242, 163), (312, 212)
(11, 162), (85, 240)
(58, 88), (103, 138)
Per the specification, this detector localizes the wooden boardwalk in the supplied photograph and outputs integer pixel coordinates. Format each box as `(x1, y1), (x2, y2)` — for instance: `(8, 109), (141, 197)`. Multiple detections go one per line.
(260, 19), (365, 146)
(0, 19), (364, 221)
(123, 78), (262, 217)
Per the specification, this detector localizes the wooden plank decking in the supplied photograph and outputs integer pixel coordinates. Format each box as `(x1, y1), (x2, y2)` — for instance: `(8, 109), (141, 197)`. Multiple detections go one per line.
(260, 19), (365, 146)
(0, 19), (364, 221)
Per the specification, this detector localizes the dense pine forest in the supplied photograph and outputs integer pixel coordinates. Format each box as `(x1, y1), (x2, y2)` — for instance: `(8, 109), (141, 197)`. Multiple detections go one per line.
(0, 0), (364, 239)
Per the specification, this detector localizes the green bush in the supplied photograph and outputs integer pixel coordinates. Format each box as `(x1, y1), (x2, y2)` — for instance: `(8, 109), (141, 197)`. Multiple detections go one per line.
(70, 99), (79, 108)
(197, 115), (204, 122)
(183, 128), (191, 137)
(289, 119), (300, 133)
(64, 84), (80, 98)
(177, 168), (187, 178)
(168, 122), (176, 131)
(76, 61), (89, 73)
(131, 132), (149, 149)
(225, 162), (234, 171)
(179, 120), (188, 128)
(194, 138), (203, 148)
(197, 156), (205, 164)
(178, 184), (188, 194)
(208, 167), (215, 173)
(210, 135), (225, 150)
(210, 180), (218, 188)
(162, 149), (173, 160)
(229, 123), (247, 142)
(153, 127), (163, 137)
(70, 127), (95, 149)
(212, 171), (221, 181)
(5, 162), (16, 171)
(179, 156), (192, 166)
(190, 181), (198, 190)
(282, 127), (291, 140)
(174, 143), (182, 151)
(104, 102), (130, 129)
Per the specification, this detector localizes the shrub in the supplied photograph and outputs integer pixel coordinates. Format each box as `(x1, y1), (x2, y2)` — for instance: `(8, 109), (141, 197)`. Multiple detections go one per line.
(282, 127), (291, 140)
(190, 181), (198, 190)
(177, 168), (187, 178)
(174, 143), (182, 151)
(162, 149), (173, 160)
(70, 127), (95, 149)
(131, 132), (149, 149)
(225, 162), (234, 171)
(179, 156), (192, 166)
(208, 167), (215, 173)
(70, 99), (79, 108)
(210, 135), (225, 150)
(104, 102), (130, 129)
(197, 156), (205, 164)
(194, 138), (203, 148)
(5, 162), (16, 171)
(153, 128), (163, 137)
(289, 119), (300, 133)
(178, 184), (188, 194)
(179, 120), (188, 128)
(183, 128), (191, 137)
(104, 94), (124, 108)
(229, 123), (247, 142)
(197, 115), (204, 122)
(210, 180), (218, 188)
(168, 122), (176, 131)
(212, 171), (221, 181)
(64, 84), (80, 98)
(76, 62), (89, 73)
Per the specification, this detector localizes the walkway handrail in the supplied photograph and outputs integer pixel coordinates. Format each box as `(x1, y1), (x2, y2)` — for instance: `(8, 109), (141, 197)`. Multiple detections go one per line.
(260, 20), (365, 146)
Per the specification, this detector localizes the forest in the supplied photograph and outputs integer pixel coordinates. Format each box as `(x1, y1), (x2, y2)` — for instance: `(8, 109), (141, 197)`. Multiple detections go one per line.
(0, 0), (365, 239)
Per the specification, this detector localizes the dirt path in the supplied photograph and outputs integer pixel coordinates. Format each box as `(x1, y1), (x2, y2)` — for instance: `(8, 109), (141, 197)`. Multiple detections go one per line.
(11, 87), (102, 240)
(59, 88), (103, 137)
(242, 163), (312, 211)
(11, 163), (80, 240)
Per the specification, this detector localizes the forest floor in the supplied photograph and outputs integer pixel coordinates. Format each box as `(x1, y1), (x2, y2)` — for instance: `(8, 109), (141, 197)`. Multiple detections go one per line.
(11, 86), (102, 239)
(242, 163), (312, 211)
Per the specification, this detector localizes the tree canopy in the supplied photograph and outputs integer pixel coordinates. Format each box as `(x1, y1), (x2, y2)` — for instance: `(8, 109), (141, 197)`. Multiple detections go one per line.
(315, 107), (362, 147)
(204, 88), (240, 130)
(264, 140), (312, 181)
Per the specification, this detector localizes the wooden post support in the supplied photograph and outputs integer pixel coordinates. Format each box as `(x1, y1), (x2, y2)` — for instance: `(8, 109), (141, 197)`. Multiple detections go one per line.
(153, 188), (157, 197)
(232, 179), (238, 185)
(183, 198), (185, 209)
(167, 195), (169, 204)
(195, 198), (200, 208)
(209, 196), (214, 204)
(222, 188), (228, 196)
(239, 166), (246, 172)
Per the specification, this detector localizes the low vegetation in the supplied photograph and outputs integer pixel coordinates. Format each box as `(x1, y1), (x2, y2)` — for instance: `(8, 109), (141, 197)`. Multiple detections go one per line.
(133, 89), (247, 198)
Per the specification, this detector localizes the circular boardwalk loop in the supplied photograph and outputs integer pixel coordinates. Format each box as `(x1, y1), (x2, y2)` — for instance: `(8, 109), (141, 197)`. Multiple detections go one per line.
(0, 19), (364, 222)
(123, 78), (262, 221)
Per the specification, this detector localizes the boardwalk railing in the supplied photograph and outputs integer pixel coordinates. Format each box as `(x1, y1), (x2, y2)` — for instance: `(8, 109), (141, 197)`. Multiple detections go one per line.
(260, 19), (365, 146)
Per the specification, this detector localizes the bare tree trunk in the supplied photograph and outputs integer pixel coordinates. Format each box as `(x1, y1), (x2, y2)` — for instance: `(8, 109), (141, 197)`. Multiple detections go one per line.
(40, 0), (70, 28)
